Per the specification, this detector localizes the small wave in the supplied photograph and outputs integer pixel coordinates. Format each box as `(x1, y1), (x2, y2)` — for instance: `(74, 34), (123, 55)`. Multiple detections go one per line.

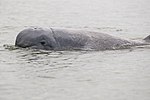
(3, 44), (19, 50)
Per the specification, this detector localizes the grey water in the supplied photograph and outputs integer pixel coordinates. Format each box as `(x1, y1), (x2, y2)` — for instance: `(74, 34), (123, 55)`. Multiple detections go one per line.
(0, 0), (150, 100)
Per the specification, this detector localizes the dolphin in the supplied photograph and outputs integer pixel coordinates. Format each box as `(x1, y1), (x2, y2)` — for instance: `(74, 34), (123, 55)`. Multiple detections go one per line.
(15, 27), (150, 50)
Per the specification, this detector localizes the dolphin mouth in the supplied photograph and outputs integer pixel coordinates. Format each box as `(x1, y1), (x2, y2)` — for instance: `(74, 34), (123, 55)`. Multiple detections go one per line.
(15, 41), (33, 48)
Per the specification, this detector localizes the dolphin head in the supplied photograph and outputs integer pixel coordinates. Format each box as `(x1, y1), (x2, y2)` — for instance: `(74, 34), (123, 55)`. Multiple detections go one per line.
(15, 27), (58, 50)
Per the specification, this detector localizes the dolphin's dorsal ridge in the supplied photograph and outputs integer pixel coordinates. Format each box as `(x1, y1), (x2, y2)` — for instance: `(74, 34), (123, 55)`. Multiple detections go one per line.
(144, 35), (150, 42)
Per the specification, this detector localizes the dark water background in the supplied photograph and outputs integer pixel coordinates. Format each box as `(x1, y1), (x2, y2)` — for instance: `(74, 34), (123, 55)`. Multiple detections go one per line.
(0, 0), (150, 100)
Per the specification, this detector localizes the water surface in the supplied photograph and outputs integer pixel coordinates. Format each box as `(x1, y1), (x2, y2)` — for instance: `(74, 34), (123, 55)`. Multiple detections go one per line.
(0, 0), (150, 100)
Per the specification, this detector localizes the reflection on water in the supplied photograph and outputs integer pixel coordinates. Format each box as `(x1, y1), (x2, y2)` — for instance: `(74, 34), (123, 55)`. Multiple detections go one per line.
(0, 0), (150, 100)
(8, 48), (88, 80)
(1, 45), (150, 100)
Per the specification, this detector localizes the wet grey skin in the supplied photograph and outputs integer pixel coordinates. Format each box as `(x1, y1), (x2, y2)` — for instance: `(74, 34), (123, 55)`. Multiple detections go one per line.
(15, 27), (150, 51)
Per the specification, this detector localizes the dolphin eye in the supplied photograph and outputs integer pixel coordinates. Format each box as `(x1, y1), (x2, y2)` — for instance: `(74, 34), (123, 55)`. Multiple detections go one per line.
(40, 41), (46, 45)
(40, 40), (53, 49)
